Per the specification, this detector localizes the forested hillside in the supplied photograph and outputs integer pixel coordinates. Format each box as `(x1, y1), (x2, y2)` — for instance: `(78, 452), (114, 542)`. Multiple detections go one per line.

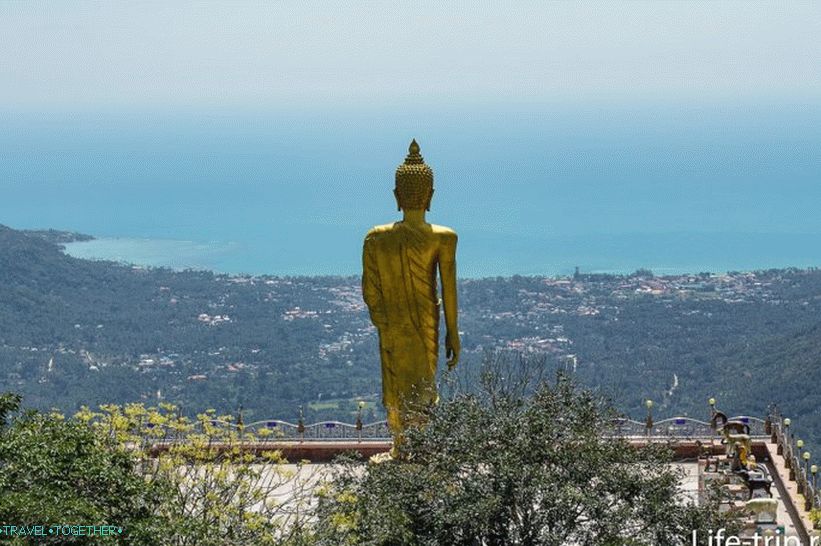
(1, 224), (820, 444)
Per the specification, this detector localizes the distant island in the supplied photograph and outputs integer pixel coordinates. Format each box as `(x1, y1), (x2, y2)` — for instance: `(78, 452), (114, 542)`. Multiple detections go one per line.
(1, 223), (820, 447)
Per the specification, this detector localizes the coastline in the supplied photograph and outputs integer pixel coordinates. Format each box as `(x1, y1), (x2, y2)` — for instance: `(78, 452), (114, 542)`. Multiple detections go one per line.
(61, 232), (821, 279)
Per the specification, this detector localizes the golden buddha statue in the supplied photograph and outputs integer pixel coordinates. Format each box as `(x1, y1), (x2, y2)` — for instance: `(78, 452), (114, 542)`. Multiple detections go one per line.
(362, 139), (460, 458)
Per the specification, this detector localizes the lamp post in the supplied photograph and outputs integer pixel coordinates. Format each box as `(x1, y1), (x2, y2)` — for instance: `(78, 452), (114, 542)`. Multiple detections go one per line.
(645, 399), (654, 434)
(708, 397), (717, 428)
(297, 405), (305, 443)
(794, 439), (805, 480)
(780, 418), (791, 456)
(804, 452), (812, 483)
(795, 441), (805, 489)
(812, 464), (818, 511)
(803, 452), (812, 510)
(356, 400), (365, 443)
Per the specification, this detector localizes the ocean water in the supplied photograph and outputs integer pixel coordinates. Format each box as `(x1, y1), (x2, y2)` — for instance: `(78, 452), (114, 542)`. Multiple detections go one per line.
(3, 101), (821, 278)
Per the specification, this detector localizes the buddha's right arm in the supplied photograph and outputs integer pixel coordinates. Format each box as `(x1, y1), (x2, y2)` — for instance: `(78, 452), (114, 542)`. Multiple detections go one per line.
(362, 237), (387, 329)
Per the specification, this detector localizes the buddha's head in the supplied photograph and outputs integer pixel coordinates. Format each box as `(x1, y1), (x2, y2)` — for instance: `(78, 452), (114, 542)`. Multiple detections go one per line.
(394, 139), (434, 211)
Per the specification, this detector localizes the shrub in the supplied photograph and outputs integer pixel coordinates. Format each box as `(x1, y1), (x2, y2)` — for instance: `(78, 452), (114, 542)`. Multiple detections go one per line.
(312, 356), (737, 546)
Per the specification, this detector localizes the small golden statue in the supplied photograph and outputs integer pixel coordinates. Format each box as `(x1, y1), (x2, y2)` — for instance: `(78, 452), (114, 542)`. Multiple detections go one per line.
(362, 139), (460, 458)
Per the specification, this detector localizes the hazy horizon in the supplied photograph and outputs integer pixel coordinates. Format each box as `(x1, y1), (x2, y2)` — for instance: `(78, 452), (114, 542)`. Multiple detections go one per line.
(2, 2), (819, 108)
(1, 2), (819, 276)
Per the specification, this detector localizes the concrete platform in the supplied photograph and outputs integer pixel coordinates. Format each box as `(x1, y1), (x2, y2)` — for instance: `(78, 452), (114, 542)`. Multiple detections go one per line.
(149, 437), (817, 540)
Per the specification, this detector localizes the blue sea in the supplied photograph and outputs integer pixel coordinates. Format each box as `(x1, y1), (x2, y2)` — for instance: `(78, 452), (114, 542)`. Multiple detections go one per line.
(2, 100), (820, 278)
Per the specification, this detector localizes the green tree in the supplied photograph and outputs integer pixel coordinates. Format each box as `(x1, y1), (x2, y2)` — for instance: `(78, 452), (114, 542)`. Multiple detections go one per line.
(313, 357), (737, 546)
(0, 395), (172, 545)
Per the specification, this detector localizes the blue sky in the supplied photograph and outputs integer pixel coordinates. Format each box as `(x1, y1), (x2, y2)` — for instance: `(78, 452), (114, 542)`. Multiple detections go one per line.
(1, 1), (819, 111)
(1, 2), (820, 275)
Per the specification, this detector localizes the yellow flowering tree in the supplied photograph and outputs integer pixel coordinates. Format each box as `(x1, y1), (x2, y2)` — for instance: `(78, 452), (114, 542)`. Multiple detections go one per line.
(1, 394), (317, 545)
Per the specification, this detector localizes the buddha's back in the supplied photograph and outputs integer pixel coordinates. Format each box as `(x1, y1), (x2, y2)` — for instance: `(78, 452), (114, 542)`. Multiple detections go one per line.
(363, 221), (455, 334)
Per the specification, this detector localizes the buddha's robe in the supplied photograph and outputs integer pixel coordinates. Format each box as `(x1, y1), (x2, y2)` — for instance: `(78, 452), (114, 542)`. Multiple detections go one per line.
(362, 221), (457, 436)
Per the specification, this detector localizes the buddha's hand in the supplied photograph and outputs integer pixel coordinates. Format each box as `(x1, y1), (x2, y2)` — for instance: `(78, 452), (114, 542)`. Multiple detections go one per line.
(446, 333), (460, 370)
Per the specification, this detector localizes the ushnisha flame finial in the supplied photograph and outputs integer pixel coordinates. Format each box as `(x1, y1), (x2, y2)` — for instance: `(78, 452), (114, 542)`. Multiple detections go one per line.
(403, 139), (425, 165)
